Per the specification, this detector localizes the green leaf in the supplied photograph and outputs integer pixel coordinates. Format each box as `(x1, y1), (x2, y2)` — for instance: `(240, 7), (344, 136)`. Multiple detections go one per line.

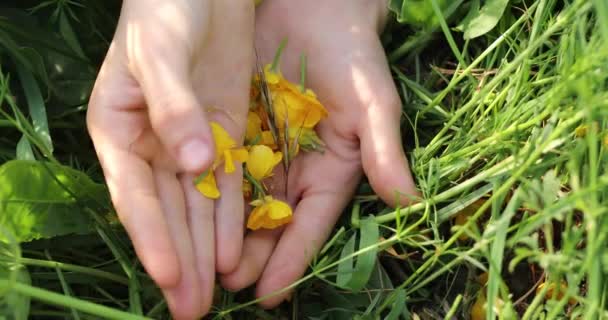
(15, 136), (34, 161)
(388, 0), (449, 28)
(336, 233), (356, 287)
(58, 10), (87, 60)
(15, 62), (53, 154)
(0, 160), (108, 242)
(383, 289), (406, 320)
(0, 265), (31, 320)
(462, 0), (510, 39)
(484, 188), (521, 319)
(336, 218), (379, 291)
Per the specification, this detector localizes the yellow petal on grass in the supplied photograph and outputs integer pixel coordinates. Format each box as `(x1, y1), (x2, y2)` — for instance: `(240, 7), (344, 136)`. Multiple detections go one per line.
(195, 171), (220, 199)
(247, 196), (292, 230)
(536, 281), (577, 305)
(246, 145), (283, 181)
(470, 292), (486, 320)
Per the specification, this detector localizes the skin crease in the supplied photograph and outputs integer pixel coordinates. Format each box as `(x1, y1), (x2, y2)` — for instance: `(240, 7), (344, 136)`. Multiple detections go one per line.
(220, 0), (419, 310)
(87, 0), (254, 319)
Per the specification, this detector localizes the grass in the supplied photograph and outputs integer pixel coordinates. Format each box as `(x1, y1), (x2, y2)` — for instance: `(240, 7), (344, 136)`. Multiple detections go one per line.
(0, 0), (607, 319)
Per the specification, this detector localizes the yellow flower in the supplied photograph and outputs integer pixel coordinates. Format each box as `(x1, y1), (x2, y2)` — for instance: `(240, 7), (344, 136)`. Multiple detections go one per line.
(210, 122), (248, 173)
(263, 65), (328, 129)
(246, 145), (283, 180)
(247, 196), (292, 230)
(470, 291), (486, 320)
(246, 112), (263, 143)
(195, 171), (220, 199)
(574, 125), (587, 138)
(536, 281), (577, 305)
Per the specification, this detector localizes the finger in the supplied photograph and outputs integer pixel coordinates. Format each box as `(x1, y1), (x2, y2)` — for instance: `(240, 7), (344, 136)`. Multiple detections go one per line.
(153, 169), (203, 320)
(127, 11), (215, 173)
(179, 173), (215, 315)
(214, 166), (245, 274)
(219, 165), (290, 290)
(220, 229), (282, 291)
(87, 60), (180, 289)
(255, 191), (353, 308)
(192, 0), (254, 274)
(252, 148), (357, 308)
(356, 42), (419, 206)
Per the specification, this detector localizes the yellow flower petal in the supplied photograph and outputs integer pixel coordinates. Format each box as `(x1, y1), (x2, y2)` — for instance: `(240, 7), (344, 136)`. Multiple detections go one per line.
(195, 171), (220, 199)
(264, 64), (281, 85)
(267, 200), (291, 219)
(224, 150), (235, 173)
(247, 145), (282, 180)
(271, 84), (327, 129)
(231, 148), (249, 163)
(211, 121), (237, 152)
(246, 112), (263, 142)
(272, 151), (283, 166)
(261, 131), (276, 148)
(246, 196), (292, 230)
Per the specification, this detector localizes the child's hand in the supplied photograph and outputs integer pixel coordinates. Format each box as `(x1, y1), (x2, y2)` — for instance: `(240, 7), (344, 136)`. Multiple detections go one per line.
(221, 0), (418, 307)
(86, 0), (254, 318)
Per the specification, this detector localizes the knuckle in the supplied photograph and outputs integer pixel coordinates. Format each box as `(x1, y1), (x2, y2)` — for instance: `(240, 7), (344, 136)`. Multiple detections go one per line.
(150, 100), (193, 134)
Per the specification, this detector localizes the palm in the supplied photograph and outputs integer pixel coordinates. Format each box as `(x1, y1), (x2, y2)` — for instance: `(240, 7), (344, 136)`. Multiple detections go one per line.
(221, 0), (417, 308)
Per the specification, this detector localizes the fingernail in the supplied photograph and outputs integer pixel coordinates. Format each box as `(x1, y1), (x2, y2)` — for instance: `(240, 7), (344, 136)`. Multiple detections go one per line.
(179, 138), (212, 172)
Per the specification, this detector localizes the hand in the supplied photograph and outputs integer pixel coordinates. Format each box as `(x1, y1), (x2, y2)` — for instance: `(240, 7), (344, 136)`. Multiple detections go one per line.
(86, 1), (254, 318)
(221, 0), (418, 308)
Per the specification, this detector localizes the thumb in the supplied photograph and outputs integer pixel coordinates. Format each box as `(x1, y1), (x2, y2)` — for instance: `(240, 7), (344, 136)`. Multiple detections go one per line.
(133, 47), (214, 173)
(359, 92), (419, 207)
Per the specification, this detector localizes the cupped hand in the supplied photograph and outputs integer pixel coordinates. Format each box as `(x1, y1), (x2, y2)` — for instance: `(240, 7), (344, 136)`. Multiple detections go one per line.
(221, 0), (418, 308)
(86, 0), (254, 318)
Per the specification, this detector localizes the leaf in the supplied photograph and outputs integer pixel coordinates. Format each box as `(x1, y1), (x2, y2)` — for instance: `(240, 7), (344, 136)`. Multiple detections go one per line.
(383, 289), (406, 320)
(336, 218), (379, 291)
(336, 233), (356, 287)
(15, 136), (34, 161)
(483, 188), (522, 319)
(58, 10), (86, 60)
(437, 183), (493, 223)
(388, 0), (449, 28)
(0, 265), (31, 320)
(15, 62), (53, 154)
(0, 160), (109, 242)
(462, 0), (510, 39)
(455, 0), (480, 32)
